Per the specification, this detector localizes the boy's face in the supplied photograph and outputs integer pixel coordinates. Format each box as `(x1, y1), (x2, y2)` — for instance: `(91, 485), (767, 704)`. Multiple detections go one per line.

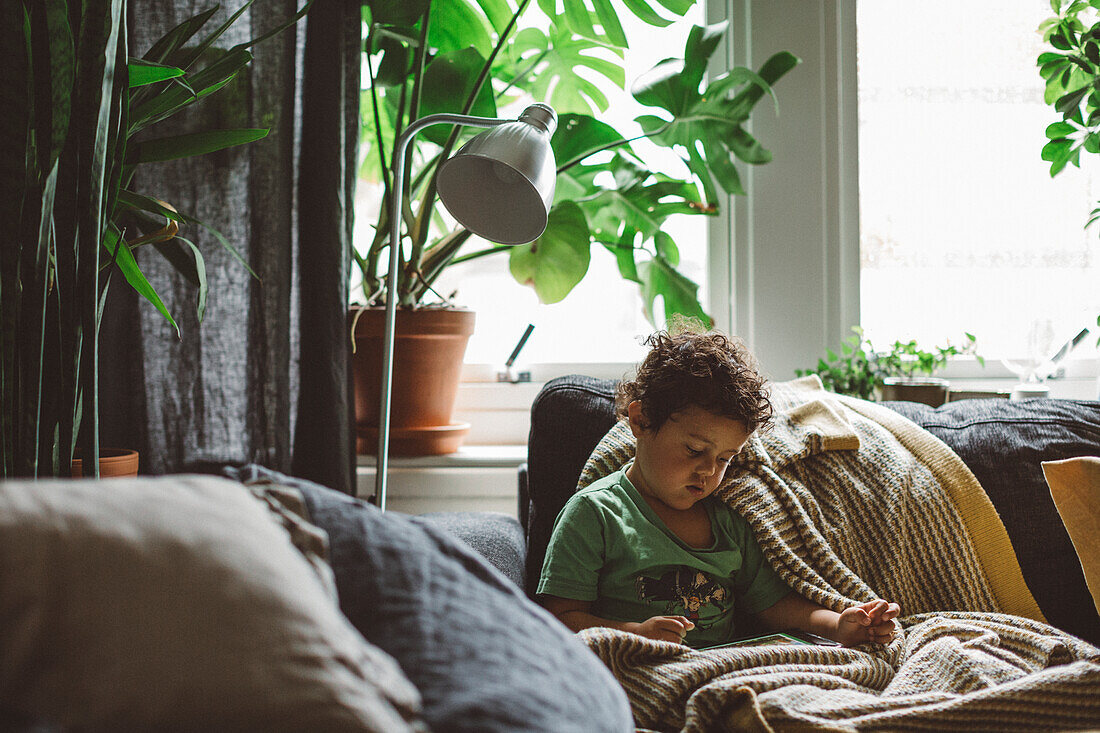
(625, 401), (751, 513)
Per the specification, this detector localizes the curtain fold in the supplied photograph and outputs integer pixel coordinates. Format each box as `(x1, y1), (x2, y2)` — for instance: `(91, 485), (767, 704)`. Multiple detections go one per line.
(100, 0), (359, 493)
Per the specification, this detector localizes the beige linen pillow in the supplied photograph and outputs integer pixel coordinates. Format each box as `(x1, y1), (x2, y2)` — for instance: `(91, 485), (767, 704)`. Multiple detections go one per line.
(0, 475), (424, 732)
(1042, 457), (1100, 617)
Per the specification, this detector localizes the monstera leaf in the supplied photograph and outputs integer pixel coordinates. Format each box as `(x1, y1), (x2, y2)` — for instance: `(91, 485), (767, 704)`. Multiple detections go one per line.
(632, 20), (799, 203)
(495, 25), (624, 115)
(508, 201), (591, 303)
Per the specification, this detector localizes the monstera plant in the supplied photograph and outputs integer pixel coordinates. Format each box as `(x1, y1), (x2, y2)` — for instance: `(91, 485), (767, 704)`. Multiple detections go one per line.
(357, 0), (799, 325)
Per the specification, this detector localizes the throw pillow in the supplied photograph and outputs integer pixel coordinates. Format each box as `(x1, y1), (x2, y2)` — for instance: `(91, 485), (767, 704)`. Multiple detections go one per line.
(1042, 457), (1100, 617)
(232, 465), (634, 733)
(0, 475), (424, 732)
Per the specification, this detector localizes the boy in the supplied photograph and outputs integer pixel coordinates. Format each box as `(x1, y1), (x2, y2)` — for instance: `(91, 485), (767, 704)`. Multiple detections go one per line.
(537, 329), (899, 648)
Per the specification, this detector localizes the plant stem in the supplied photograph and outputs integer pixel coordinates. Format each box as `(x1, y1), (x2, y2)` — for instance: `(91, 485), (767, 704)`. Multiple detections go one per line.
(407, 0), (534, 298)
(364, 27), (392, 219)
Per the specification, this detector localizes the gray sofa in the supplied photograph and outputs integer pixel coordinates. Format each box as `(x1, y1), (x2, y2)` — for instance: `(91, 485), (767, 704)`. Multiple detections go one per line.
(519, 375), (1100, 646)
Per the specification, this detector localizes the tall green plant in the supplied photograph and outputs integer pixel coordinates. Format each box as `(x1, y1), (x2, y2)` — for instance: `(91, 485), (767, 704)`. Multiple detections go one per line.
(2, 1), (308, 478)
(357, 0), (798, 325)
(1037, 0), (1100, 346)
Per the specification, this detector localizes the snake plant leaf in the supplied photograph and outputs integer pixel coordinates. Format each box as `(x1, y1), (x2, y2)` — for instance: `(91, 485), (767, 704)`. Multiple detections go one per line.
(103, 225), (180, 338)
(429, 0), (493, 57)
(154, 236), (208, 322)
(129, 47), (253, 134)
(638, 254), (709, 326)
(141, 5), (220, 65)
(127, 59), (184, 87)
(31, 0), (74, 177)
(508, 201), (591, 303)
(419, 47), (498, 146)
(127, 128), (268, 164)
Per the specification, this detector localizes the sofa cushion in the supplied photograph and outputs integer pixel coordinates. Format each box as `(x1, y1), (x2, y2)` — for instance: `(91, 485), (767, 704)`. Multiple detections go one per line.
(0, 475), (423, 732)
(884, 398), (1100, 645)
(1042, 456), (1100, 617)
(526, 375), (619, 593)
(235, 465), (633, 733)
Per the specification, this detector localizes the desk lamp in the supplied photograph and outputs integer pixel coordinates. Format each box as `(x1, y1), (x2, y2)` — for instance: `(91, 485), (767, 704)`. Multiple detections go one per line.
(375, 104), (558, 510)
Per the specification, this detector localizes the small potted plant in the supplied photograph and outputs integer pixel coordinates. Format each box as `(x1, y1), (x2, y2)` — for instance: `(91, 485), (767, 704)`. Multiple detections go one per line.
(797, 327), (982, 406)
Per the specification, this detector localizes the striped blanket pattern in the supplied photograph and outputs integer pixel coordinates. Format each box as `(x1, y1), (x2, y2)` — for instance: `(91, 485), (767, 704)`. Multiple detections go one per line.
(575, 377), (1100, 731)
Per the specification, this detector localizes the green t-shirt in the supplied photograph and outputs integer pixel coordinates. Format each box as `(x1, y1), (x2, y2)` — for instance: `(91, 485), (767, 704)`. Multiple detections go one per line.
(537, 465), (791, 648)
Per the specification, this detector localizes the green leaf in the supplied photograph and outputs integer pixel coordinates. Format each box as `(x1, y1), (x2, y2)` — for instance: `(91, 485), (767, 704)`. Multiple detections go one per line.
(638, 255), (709, 325)
(141, 5), (219, 65)
(563, 0), (602, 42)
(495, 23), (624, 115)
(129, 47), (254, 134)
(632, 37), (799, 200)
(653, 231), (679, 266)
(127, 128), (268, 164)
(429, 0), (493, 57)
(153, 236), (208, 322)
(31, 0), (74, 177)
(508, 201), (591, 303)
(127, 59), (184, 87)
(418, 47), (498, 146)
(366, 0), (429, 26)
(551, 113), (630, 169)
(1051, 33), (1073, 50)
(591, 0), (628, 48)
(102, 227), (180, 338)
(1046, 120), (1077, 137)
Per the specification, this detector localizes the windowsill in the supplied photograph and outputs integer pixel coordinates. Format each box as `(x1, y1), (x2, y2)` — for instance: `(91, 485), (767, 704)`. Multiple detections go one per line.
(357, 444), (527, 469)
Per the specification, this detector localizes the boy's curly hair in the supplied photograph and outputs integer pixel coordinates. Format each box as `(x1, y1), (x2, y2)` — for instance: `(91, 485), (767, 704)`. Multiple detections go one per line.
(615, 329), (773, 434)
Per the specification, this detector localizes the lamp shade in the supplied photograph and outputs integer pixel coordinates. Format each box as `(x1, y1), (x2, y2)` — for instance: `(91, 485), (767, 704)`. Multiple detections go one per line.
(436, 104), (558, 245)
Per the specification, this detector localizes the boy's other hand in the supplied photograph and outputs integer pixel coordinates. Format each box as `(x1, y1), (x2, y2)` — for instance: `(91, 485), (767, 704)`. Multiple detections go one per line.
(836, 599), (900, 645)
(627, 615), (695, 643)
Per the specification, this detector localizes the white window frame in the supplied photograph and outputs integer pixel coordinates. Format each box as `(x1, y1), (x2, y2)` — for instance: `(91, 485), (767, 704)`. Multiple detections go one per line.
(459, 0), (1099, 442)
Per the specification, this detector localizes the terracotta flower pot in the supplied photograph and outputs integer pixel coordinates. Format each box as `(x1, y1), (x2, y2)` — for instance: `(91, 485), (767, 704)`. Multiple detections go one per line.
(70, 448), (140, 478)
(879, 377), (949, 407)
(349, 306), (476, 456)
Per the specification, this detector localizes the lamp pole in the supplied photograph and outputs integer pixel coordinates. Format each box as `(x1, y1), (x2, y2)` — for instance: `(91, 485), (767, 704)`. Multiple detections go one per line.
(376, 111), (552, 511)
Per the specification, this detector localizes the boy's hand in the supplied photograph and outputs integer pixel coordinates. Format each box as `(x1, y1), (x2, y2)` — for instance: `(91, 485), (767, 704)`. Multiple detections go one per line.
(627, 615), (695, 643)
(836, 599), (900, 646)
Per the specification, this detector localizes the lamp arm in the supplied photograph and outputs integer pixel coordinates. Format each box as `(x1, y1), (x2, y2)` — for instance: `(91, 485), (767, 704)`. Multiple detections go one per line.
(375, 113), (512, 510)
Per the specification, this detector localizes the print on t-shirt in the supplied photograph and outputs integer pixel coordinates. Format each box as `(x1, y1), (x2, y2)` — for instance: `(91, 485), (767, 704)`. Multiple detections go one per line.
(635, 568), (729, 627)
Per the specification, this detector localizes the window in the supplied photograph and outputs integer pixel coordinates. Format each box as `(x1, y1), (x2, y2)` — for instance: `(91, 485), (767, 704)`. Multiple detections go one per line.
(857, 1), (1100, 368)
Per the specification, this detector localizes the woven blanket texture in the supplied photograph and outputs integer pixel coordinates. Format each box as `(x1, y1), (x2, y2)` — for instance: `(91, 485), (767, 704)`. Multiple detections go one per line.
(576, 376), (1100, 731)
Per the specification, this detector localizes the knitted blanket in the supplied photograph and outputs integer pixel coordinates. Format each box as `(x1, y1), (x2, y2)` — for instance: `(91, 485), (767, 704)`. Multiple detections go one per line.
(575, 376), (1100, 731)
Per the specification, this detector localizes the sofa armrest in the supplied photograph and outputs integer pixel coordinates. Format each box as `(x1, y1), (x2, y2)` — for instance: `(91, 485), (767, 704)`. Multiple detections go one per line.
(416, 511), (527, 590)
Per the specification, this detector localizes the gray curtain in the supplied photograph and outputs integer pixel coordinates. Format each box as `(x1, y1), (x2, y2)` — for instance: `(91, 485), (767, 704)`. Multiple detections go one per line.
(100, 0), (359, 493)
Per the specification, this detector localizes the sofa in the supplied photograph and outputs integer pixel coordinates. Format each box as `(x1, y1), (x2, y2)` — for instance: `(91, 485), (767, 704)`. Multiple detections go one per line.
(517, 374), (1100, 729)
(3, 374), (1099, 730)
(521, 375), (1100, 645)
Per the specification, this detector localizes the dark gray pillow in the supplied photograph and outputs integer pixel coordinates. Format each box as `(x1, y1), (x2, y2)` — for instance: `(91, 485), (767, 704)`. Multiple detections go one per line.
(884, 398), (1100, 645)
(230, 465), (632, 733)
